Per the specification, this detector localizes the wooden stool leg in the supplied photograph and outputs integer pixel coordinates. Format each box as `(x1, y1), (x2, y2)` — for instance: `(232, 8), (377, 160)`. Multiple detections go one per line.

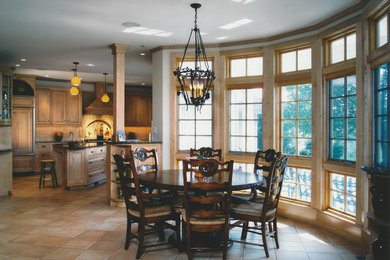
(50, 163), (55, 188)
(39, 164), (44, 189)
(53, 164), (58, 187)
(42, 164), (46, 187)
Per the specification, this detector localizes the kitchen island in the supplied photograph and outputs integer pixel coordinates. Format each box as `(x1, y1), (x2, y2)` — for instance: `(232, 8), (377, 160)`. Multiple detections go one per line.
(53, 143), (106, 189)
(106, 140), (162, 207)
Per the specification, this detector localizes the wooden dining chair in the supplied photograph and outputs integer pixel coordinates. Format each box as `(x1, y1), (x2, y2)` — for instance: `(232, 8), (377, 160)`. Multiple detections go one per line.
(189, 147), (222, 160)
(113, 151), (181, 259)
(230, 155), (289, 257)
(182, 158), (233, 260)
(232, 149), (280, 203)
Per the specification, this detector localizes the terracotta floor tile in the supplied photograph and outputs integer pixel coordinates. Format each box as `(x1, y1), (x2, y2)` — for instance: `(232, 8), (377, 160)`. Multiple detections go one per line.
(51, 227), (83, 238)
(62, 238), (98, 249)
(11, 234), (43, 244)
(42, 247), (84, 260)
(74, 249), (112, 260)
(17, 244), (55, 258)
(88, 240), (122, 252)
(0, 242), (23, 255)
(76, 230), (106, 240)
(5, 256), (39, 260)
(0, 232), (20, 243)
(34, 236), (70, 248)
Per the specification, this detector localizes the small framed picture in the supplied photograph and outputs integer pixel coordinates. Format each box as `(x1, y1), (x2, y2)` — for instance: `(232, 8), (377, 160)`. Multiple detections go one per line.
(117, 130), (126, 142)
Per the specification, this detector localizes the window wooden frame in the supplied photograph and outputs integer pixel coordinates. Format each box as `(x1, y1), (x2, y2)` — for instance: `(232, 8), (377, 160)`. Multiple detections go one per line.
(227, 86), (263, 154)
(279, 83), (313, 158)
(281, 166), (312, 205)
(326, 171), (357, 219)
(372, 62), (390, 168)
(226, 54), (263, 79)
(324, 29), (356, 66)
(326, 74), (357, 164)
(276, 45), (312, 75)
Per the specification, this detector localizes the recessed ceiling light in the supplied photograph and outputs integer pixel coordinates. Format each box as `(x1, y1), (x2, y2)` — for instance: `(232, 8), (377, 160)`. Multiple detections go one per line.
(140, 52), (146, 56)
(21, 58), (26, 62)
(45, 75), (50, 77)
(123, 26), (172, 37)
(216, 36), (229, 40)
(121, 21), (141, 28)
(87, 64), (95, 67)
(15, 64), (20, 67)
(141, 83), (145, 86)
(219, 18), (253, 30)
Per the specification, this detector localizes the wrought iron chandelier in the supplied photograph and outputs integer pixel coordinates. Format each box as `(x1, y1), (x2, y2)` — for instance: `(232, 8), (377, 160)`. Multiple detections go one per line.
(173, 3), (215, 107)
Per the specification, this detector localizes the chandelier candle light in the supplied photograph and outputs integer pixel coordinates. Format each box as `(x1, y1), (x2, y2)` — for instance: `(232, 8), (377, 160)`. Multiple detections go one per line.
(101, 72), (110, 103)
(70, 61), (80, 95)
(173, 3), (215, 108)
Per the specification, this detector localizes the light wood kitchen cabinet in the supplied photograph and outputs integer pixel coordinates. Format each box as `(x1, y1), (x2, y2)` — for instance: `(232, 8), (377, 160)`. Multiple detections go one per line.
(67, 149), (85, 186)
(125, 93), (152, 126)
(36, 91), (51, 124)
(52, 92), (66, 124)
(12, 97), (35, 173)
(36, 89), (81, 125)
(67, 94), (81, 124)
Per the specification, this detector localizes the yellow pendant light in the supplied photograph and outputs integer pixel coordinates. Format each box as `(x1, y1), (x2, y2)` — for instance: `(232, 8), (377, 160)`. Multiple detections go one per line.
(101, 72), (110, 103)
(70, 86), (80, 95)
(70, 62), (80, 95)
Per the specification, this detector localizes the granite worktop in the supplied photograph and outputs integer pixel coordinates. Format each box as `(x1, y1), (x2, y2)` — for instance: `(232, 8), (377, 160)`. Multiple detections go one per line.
(53, 143), (106, 150)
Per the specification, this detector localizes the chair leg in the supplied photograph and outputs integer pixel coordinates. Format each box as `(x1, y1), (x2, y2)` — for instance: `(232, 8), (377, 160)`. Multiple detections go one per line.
(273, 219), (279, 249)
(268, 221), (273, 232)
(185, 221), (192, 260)
(39, 167), (43, 189)
(136, 222), (145, 259)
(124, 216), (131, 250)
(241, 220), (249, 240)
(175, 217), (181, 250)
(157, 222), (165, 241)
(223, 220), (229, 260)
(261, 223), (269, 257)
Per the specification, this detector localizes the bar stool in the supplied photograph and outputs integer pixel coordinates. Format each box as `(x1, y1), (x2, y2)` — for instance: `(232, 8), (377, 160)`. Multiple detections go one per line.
(39, 160), (58, 188)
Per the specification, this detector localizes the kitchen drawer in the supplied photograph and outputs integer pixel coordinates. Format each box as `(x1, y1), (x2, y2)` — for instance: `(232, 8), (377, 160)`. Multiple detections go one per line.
(36, 151), (51, 159)
(87, 157), (105, 168)
(36, 143), (52, 151)
(88, 169), (105, 184)
(86, 146), (106, 159)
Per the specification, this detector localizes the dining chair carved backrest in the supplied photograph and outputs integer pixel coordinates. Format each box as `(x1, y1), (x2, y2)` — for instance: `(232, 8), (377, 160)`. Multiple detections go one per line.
(182, 158), (234, 260)
(253, 149), (281, 199)
(189, 147), (222, 161)
(230, 154), (289, 258)
(231, 149), (280, 203)
(113, 151), (181, 259)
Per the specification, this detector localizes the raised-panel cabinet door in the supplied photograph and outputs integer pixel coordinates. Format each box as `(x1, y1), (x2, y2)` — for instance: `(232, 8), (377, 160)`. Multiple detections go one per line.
(67, 93), (81, 124)
(67, 150), (85, 186)
(52, 91), (66, 124)
(12, 107), (33, 154)
(36, 91), (51, 124)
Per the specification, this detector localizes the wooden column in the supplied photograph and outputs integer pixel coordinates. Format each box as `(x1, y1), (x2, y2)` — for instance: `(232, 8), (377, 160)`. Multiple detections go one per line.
(109, 43), (128, 138)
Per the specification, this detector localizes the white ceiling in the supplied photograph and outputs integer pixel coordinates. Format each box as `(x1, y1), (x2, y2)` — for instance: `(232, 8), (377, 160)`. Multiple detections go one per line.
(0, 0), (360, 87)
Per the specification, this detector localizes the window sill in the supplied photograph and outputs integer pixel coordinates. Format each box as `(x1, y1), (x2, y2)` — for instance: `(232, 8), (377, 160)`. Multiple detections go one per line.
(323, 208), (356, 224)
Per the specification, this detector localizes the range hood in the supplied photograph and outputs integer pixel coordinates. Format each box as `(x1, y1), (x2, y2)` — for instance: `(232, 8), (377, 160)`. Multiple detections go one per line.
(84, 82), (113, 115)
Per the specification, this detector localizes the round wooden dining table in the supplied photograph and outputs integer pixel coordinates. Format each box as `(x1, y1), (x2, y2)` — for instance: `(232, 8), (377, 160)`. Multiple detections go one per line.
(137, 169), (265, 191)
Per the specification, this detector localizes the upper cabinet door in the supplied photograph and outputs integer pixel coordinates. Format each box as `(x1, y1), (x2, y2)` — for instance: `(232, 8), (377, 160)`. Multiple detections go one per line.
(52, 91), (67, 124)
(36, 90), (51, 124)
(66, 93), (81, 124)
(12, 107), (34, 154)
